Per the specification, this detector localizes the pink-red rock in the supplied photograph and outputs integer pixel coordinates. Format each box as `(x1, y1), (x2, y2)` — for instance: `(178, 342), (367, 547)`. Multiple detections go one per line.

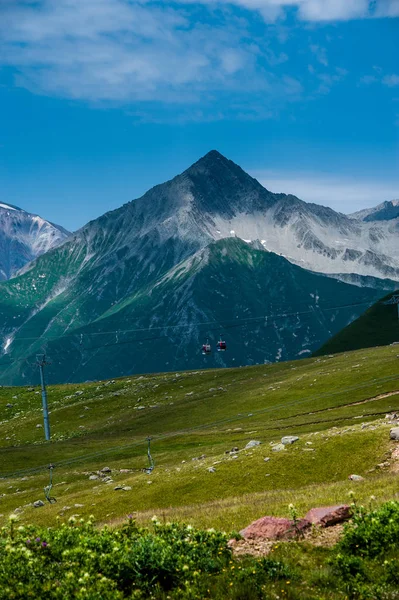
(304, 505), (351, 527)
(239, 516), (310, 540)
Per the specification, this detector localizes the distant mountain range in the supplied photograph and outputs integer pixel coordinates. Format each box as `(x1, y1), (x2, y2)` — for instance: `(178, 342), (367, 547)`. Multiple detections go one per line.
(0, 151), (397, 384)
(0, 202), (70, 280)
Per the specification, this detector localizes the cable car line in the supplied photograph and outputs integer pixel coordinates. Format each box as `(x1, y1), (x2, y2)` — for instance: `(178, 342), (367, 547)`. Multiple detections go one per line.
(0, 298), (375, 369)
(0, 298), (375, 344)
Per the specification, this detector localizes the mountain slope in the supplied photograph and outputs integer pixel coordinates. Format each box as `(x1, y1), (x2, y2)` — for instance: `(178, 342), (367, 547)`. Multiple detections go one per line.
(0, 151), (396, 384)
(0, 202), (70, 280)
(314, 290), (399, 356)
(349, 200), (399, 223)
(0, 238), (383, 384)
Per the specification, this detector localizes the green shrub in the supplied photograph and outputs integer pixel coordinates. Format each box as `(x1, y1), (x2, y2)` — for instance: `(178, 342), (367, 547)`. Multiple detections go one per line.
(337, 501), (399, 558)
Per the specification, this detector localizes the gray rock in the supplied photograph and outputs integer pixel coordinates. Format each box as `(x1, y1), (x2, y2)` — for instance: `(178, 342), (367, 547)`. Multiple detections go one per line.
(33, 500), (45, 508)
(6, 403), (13, 408)
(281, 436), (299, 445)
(36, 424), (42, 428)
(245, 440), (261, 449)
(207, 467), (216, 473)
(122, 486), (132, 491)
(89, 475), (99, 480)
(272, 444), (286, 452)
(390, 427), (399, 441)
(101, 466), (111, 473)
(348, 474), (364, 481)
(102, 476), (112, 483)
(264, 457), (270, 462)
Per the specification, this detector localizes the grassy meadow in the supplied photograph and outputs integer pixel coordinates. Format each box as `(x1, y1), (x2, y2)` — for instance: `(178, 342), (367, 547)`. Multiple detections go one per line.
(1, 344), (399, 532)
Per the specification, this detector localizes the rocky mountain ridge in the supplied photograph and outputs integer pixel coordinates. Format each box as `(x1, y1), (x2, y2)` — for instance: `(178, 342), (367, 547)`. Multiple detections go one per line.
(0, 202), (70, 280)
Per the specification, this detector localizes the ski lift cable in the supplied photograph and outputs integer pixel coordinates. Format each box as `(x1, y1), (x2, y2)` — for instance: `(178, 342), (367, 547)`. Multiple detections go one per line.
(2, 370), (399, 480)
(0, 298), (376, 370)
(0, 298), (375, 346)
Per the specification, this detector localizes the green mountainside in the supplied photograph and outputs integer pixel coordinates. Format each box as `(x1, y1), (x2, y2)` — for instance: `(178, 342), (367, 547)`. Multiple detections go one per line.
(315, 290), (399, 356)
(0, 238), (382, 384)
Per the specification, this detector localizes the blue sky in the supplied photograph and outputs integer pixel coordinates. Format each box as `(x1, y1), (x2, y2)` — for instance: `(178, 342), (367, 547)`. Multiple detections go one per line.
(0, 0), (398, 231)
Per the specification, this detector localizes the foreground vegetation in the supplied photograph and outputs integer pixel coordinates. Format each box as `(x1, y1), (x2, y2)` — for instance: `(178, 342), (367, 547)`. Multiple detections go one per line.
(2, 500), (399, 599)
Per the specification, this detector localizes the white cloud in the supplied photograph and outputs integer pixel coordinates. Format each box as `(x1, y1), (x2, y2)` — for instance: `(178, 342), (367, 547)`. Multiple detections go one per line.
(383, 74), (399, 87)
(0, 0), (261, 103)
(310, 44), (328, 66)
(173, 0), (399, 21)
(254, 169), (399, 213)
(0, 0), (395, 108)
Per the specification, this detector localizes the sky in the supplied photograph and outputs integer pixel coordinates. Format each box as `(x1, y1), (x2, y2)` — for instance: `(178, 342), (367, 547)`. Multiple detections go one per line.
(0, 0), (398, 231)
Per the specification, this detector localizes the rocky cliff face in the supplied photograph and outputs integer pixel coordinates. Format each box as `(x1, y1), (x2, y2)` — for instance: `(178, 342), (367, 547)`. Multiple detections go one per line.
(0, 202), (70, 280)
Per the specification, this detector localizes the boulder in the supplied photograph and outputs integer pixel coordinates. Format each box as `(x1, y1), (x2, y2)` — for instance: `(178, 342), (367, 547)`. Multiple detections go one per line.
(240, 516), (310, 540)
(101, 466), (111, 473)
(281, 436), (299, 445)
(33, 500), (45, 508)
(390, 427), (399, 441)
(245, 440), (261, 449)
(348, 474), (364, 481)
(271, 443), (286, 452)
(304, 505), (351, 527)
(89, 475), (99, 481)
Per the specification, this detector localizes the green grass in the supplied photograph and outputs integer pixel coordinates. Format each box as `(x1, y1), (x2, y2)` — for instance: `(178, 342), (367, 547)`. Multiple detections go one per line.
(315, 289), (399, 355)
(1, 344), (399, 531)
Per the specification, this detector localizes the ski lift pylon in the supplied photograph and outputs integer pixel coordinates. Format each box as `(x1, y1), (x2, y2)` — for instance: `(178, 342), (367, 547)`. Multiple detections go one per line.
(44, 463), (57, 504)
(144, 436), (155, 474)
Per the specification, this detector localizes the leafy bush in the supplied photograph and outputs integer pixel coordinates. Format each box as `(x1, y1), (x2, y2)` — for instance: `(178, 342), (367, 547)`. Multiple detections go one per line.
(337, 500), (399, 558)
(0, 515), (295, 599)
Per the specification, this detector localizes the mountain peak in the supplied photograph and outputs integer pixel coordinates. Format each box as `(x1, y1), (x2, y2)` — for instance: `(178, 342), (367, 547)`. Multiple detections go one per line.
(349, 199), (399, 222)
(186, 149), (236, 173)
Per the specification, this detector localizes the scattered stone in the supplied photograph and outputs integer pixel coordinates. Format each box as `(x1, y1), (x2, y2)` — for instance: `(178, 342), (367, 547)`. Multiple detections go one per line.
(33, 500), (45, 508)
(74, 503), (84, 508)
(207, 467), (216, 473)
(305, 441), (313, 446)
(114, 486), (124, 491)
(245, 440), (261, 449)
(240, 516), (310, 541)
(304, 505), (351, 527)
(36, 424), (42, 429)
(390, 427), (399, 441)
(185, 392), (194, 396)
(271, 444), (285, 452)
(264, 457), (270, 462)
(102, 476), (112, 483)
(119, 469), (131, 473)
(281, 436), (299, 445)
(348, 474), (364, 481)
(89, 475), (99, 481)
(6, 403), (13, 408)
(101, 467), (111, 473)
(75, 391), (84, 396)
(122, 486), (132, 491)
